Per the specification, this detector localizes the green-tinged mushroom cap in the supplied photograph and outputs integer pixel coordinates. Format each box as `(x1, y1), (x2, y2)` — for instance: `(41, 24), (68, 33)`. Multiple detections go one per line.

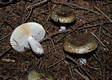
(28, 70), (53, 80)
(64, 32), (98, 54)
(51, 6), (76, 23)
(28, 70), (41, 80)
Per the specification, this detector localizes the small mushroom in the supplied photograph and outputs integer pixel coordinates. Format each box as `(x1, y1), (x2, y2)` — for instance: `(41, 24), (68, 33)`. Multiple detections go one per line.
(50, 6), (76, 31)
(28, 70), (53, 80)
(10, 22), (45, 54)
(28, 70), (41, 80)
(64, 32), (98, 65)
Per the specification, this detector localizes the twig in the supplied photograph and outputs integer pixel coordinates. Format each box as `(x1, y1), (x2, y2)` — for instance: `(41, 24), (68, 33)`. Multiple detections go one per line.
(94, 6), (112, 22)
(102, 31), (112, 39)
(1, 58), (15, 63)
(98, 26), (106, 80)
(101, 53), (106, 80)
(0, 0), (14, 6)
(93, 54), (102, 65)
(47, 58), (65, 69)
(68, 64), (75, 80)
(0, 47), (12, 58)
(102, 26), (112, 35)
(74, 68), (89, 80)
(49, 38), (57, 53)
(86, 63), (100, 70)
(66, 62), (89, 80)
(0, 33), (11, 41)
(4, 21), (14, 30)
(52, 1), (100, 15)
(24, 8), (33, 23)
(78, 22), (112, 30)
(91, 33), (108, 50)
(66, 55), (92, 79)
(27, 0), (49, 9)
(40, 30), (70, 42)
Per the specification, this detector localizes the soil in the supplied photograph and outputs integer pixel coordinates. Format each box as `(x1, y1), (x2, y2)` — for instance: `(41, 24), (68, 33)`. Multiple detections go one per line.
(0, 0), (112, 80)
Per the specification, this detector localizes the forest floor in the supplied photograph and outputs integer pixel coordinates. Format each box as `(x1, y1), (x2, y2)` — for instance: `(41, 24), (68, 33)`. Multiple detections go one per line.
(0, 0), (112, 80)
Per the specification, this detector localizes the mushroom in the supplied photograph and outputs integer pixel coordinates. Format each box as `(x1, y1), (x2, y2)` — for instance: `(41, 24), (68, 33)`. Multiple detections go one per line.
(10, 22), (45, 54)
(28, 70), (41, 80)
(28, 70), (53, 80)
(50, 6), (76, 31)
(63, 32), (98, 65)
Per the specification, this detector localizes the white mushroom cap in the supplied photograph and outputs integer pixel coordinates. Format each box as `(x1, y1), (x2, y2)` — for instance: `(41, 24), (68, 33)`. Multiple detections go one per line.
(10, 22), (45, 53)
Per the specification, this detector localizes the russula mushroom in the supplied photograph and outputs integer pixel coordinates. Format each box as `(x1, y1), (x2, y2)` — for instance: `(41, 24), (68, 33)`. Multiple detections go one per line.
(64, 32), (98, 65)
(28, 70), (41, 80)
(50, 6), (76, 31)
(10, 22), (45, 54)
(28, 70), (53, 80)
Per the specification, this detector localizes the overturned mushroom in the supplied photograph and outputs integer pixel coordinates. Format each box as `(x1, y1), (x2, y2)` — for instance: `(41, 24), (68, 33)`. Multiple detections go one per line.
(64, 32), (98, 65)
(10, 22), (45, 54)
(50, 6), (76, 31)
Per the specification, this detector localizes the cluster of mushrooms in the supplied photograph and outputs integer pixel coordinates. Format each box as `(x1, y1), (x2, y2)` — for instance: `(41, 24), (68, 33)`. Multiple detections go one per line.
(10, 6), (98, 80)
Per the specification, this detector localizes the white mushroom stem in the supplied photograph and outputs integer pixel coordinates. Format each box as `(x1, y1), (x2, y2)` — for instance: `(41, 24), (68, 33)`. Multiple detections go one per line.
(78, 58), (87, 65)
(59, 26), (66, 32)
(27, 36), (44, 54)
